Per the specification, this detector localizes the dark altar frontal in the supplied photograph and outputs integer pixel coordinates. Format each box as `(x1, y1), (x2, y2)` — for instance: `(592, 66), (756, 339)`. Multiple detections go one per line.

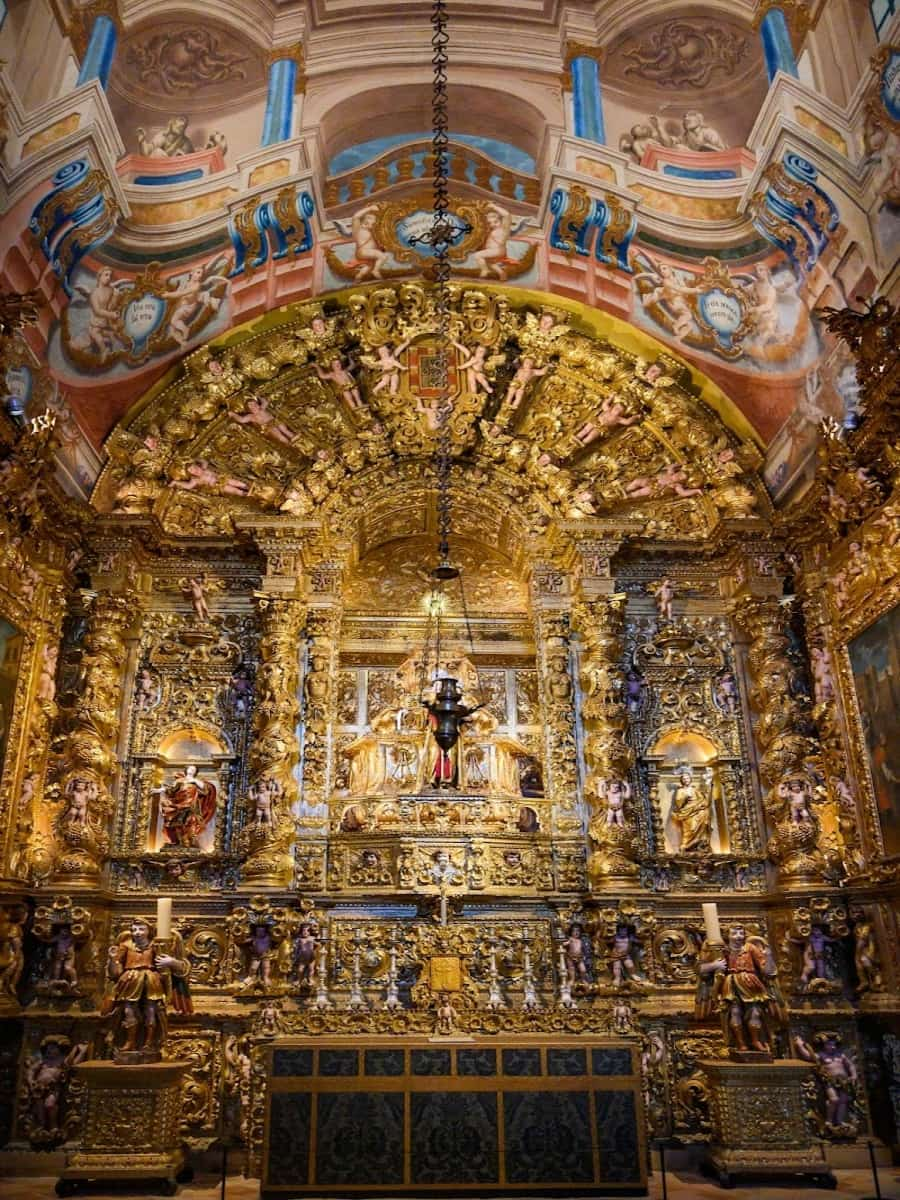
(261, 1035), (647, 1197)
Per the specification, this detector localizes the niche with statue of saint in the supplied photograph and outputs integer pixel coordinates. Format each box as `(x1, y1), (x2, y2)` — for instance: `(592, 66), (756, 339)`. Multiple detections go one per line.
(645, 729), (732, 857)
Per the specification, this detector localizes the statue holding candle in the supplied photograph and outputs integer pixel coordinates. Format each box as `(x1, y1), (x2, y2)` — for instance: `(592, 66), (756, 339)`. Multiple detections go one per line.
(103, 915), (191, 1061)
(696, 921), (786, 1058)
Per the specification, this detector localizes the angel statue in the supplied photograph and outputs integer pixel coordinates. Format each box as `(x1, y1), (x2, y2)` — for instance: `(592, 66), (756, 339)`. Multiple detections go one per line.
(696, 923), (786, 1057)
(102, 917), (192, 1061)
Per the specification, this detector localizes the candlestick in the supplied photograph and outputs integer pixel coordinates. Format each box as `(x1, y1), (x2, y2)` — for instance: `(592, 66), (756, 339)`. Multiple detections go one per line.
(156, 897), (172, 941)
(702, 902), (722, 944)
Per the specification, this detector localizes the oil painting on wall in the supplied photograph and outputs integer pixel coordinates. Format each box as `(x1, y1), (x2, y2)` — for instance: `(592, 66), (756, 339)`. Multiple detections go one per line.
(848, 603), (900, 857)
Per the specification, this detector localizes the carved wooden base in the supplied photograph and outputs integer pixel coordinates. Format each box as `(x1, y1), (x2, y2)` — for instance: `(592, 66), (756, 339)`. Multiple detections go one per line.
(701, 1058), (836, 1189)
(57, 1060), (187, 1196)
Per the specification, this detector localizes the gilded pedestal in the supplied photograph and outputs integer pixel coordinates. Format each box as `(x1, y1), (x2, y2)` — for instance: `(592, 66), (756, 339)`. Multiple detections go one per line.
(57, 1060), (188, 1196)
(701, 1059), (835, 1188)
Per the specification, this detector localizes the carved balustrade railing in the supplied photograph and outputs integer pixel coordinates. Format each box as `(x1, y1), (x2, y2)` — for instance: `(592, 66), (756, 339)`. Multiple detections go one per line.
(324, 138), (541, 208)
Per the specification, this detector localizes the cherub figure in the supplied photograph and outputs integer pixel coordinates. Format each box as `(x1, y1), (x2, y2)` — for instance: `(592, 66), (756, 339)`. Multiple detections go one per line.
(504, 357), (549, 409)
(231, 394), (294, 445)
(596, 777), (631, 828)
(435, 991), (457, 1035)
(315, 356), (362, 409)
(293, 922), (317, 986)
(172, 460), (250, 496)
(743, 263), (796, 345)
(794, 1032), (858, 1133)
(181, 573), (211, 621)
(636, 261), (701, 340)
(779, 775), (815, 824)
(452, 341), (499, 395)
(472, 203), (514, 278)
(364, 340), (411, 395)
(165, 257), (229, 345)
(23, 1036), (87, 1144)
(798, 924), (840, 991)
(36, 644), (58, 703)
(228, 667), (252, 718)
(624, 670), (645, 714)
(71, 267), (127, 361)
(62, 777), (96, 829)
(853, 919), (882, 994)
(810, 646), (835, 704)
(608, 923), (644, 988)
(714, 670), (738, 714)
(135, 667), (157, 711)
(563, 921), (593, 986)
(349, 205), (391, 280)
(650, 577), (675, 621)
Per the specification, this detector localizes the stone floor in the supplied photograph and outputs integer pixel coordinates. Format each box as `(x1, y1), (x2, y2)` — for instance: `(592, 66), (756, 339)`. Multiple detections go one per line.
(0, 1170), (899, 1199)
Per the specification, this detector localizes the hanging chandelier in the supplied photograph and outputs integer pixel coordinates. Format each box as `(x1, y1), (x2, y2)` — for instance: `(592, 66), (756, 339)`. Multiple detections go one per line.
(416, 0), (484, 789)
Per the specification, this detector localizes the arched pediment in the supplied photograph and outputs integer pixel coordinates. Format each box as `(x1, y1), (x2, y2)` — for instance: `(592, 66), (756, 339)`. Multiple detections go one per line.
(94, 282), (770, 546)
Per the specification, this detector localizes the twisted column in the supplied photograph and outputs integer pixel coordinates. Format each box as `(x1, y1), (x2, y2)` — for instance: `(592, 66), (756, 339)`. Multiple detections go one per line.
(575, 593), (639, 881)
(238, 594), (307, 886)
(797, 573), (865, 875)
(51, 592), (136, 886)
(734, 595), (826, 884)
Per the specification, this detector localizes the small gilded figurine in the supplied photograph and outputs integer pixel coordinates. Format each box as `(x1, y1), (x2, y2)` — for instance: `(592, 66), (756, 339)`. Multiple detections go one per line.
(650, 577), (675, 622)
(103, 918), (191, 1060)
(696, 923), (786, 1057)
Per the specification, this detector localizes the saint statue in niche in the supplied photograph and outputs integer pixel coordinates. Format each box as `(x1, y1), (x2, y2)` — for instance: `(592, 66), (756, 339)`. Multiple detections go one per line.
(150, 764), (217, 849)
(666, 765), (713, 853)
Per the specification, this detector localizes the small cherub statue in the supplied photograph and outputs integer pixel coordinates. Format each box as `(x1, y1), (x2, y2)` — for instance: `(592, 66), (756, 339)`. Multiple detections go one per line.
(650, 577), (675, 622)
(596, 778), (631, 828)
(315, 356), (362, 409)
(435, 991), (456, 1035)
(294, 922), (318, 986)
(563, 921), (593, 986)
(504, 357), (549, 409)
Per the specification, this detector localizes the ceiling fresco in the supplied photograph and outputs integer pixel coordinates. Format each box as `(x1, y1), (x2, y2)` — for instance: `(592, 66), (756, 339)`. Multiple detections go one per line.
(0, 0), (896, 507)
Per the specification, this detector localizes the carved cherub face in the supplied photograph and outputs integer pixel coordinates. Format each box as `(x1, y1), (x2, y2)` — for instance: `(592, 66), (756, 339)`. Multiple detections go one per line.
(311, 317), (326, 335)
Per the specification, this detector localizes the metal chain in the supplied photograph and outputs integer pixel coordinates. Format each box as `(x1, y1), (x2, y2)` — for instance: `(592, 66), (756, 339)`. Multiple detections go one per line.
(429, 0), (453, 564)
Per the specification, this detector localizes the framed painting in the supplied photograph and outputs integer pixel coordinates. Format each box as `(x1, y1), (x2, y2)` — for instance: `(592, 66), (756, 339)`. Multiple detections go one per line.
(847, 603), (900, 857)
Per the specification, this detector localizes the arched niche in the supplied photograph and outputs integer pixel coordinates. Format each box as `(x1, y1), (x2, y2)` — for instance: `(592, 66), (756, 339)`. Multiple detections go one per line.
(145, 727), (230, 854)
(646, 729), (732, 856)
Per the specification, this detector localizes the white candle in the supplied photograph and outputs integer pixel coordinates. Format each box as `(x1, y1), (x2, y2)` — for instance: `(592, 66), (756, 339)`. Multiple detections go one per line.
(156, 897), (172, 941)
(702, 903), (722, 944)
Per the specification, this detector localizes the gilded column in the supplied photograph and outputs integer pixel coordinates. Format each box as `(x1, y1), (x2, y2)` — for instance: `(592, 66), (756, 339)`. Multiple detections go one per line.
(530, 563), (579, 817)
(796, 568), (864, 875)
(238, 593), (307, 887)
(574, 591), (639, 882)
(50, 591), (136, 886)
(734, 594), (826, 885)
(301, 559), (345, 815)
